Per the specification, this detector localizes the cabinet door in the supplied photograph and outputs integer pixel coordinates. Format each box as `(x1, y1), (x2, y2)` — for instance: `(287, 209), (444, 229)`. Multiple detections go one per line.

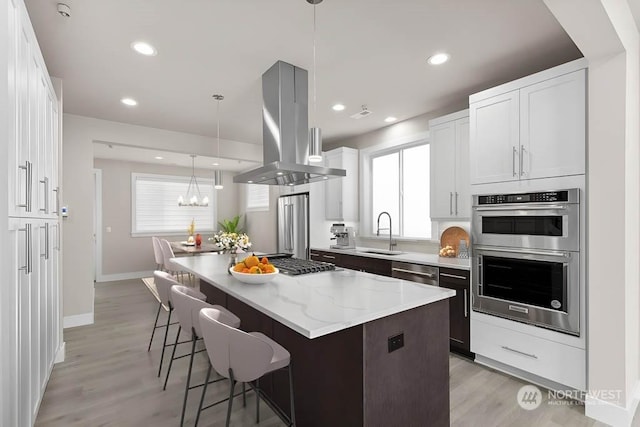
(324, 152), (343, 220)
(429, 121), (456, 219)
(470, 91), (520, 184)
(454, 117), (470, 218)
(520, 70), (586, 179)
(439, 268), (471, 355)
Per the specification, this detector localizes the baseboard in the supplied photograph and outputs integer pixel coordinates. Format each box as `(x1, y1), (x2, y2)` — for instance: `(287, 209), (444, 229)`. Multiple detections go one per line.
(585, 380), (640, 427)
(63, 312), (94, 329)
(54, 341), (66, 363)
(97, 270), (154, 283)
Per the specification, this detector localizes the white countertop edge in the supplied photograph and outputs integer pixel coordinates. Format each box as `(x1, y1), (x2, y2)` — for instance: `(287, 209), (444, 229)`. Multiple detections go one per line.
(175, 261), (456, 339)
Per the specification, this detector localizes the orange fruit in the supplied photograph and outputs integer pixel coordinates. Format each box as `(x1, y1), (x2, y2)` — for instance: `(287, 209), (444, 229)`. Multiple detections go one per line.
(242, 268), (250, 273)
(249, 266), (262, 274)
(233, 263), (245, 272)
(261, 257), (269, 265)
(264, 265), (275, 273)
(244, 256), (259, 268)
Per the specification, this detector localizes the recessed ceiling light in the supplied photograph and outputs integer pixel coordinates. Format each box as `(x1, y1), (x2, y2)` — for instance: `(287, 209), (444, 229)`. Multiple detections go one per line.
(332, 103), (345, 111)
(212, 162), (219, 166)
(131, 41), (157, 56)
(427, 53), (450, 65)
(154, 156), (163, 160)
(121, 97), (137, 106)
(276, 172), (284, 176)
(247, 180), (253, 184)
(384, 116), (397, 123)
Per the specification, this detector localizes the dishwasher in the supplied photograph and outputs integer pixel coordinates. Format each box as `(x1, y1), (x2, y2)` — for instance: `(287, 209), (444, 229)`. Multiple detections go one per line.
(391, 261), (439, 286)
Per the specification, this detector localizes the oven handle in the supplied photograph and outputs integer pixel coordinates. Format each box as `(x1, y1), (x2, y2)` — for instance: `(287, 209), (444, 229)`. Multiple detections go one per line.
(474, 245), (571, 258)
(473, 205), (568, 211)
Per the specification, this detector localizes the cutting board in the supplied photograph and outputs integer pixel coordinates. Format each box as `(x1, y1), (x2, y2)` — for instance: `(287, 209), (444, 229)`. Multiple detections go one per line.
(440, 226), (470, 256)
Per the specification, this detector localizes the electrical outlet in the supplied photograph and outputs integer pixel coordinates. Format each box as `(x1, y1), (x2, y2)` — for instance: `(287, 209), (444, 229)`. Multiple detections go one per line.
(388, 333), (404, 353)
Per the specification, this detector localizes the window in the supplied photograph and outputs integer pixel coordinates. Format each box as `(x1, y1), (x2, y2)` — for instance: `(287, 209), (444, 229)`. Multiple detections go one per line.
(132, 173), (216, 236)
(370, 143), (431, 238)
(246, 184), (269, 211)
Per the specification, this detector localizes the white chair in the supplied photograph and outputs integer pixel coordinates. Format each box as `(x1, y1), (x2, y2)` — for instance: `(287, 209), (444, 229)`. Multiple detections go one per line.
(159, 238), (189, 283)
(147, 271), (206, 378)
(152, 236), (164, 271)
(166, 285), (241, 427)
(195, 307), (295, 427)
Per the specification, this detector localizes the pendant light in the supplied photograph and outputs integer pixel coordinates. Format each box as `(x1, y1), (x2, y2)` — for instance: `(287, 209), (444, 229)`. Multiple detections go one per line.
(212, 94), (224, 189)
(178, 155), (209, 207)
(307, 0), (323, 163)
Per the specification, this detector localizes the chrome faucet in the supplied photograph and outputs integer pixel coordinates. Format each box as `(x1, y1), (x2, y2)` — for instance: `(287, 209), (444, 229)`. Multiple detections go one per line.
(376, 211), (397, 251)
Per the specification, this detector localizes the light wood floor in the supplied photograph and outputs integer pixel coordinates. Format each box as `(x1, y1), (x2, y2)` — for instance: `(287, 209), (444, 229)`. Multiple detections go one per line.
(35, 279), (610, 427)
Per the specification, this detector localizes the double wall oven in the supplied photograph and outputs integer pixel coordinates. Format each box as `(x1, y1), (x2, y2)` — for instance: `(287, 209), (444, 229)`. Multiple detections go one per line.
(471, 189), (580, 336)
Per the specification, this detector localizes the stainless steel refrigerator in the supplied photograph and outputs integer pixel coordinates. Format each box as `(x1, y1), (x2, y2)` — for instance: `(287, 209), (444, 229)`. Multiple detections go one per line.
(277, 193), (309, 259)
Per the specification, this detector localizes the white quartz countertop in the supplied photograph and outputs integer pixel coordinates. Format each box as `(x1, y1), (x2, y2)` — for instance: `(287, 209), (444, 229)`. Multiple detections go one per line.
(311, 246), (471, 270)
(172, 254), (455, 339)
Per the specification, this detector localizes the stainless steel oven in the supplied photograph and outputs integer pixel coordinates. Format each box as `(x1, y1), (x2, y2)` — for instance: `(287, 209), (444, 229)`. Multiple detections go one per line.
(471, 189), (581, 336)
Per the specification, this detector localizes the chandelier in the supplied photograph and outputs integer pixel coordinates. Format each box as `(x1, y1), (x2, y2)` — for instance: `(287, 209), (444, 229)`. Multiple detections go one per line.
(178, 154), (209, 207)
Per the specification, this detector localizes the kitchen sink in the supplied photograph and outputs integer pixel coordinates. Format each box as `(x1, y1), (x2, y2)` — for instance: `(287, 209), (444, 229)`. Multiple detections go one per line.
(359, 249), (405, 256)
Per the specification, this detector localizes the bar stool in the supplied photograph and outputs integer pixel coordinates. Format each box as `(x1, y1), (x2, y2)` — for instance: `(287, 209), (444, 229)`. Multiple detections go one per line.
(167, 286), (241, 427)
(152, 236), (164, 271)
(147, 271), (206, 377)
(196, 307), (296, 427)
(159, 238), (189, 284)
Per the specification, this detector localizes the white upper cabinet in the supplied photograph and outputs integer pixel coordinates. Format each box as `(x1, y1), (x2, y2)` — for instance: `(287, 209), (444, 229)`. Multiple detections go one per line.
(430, 110), (470, 219)
(324, 147), (359, 221)
(470, 60), (587, 185)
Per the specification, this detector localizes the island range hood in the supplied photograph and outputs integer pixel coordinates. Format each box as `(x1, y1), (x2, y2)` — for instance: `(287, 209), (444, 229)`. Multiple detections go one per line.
(233, 61), (346, 186)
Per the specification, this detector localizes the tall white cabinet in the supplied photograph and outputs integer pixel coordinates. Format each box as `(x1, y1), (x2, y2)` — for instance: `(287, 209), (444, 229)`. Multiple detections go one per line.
(324, 147), (359, 221)
(3, 0), (63, 426)
(429, 110), (470, 219)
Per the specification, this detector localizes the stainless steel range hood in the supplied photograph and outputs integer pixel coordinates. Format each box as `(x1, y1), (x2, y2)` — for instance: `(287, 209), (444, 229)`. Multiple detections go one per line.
(233, 61), (346, 186)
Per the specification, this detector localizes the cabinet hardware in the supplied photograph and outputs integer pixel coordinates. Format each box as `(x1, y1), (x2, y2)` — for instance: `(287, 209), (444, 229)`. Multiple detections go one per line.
(391, 267), (436, 278)
(18, 161), (33, 212)
(322, 255), (336, 260)
(449, 192), (453, 215)
(501, 345), (538, 359)
(464, 289), (468, 318)
(18, 224), (32, 274)
(450, 337), (464, 344)
(440, 272), (467, 280)
(520, 146), (526, 176)
(512, 146), (518, 177)
(52, 187), (60, 214)
(44, 223), (50, 260)
(455, 192), (459, 215)
(508, 304), (529, 314)
(39, 176), (49, 213)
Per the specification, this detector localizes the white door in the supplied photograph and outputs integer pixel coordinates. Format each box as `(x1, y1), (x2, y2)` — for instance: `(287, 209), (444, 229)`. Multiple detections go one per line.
(429, 121), (456, 218)
(520, 70), (586, 180)
(470, 91), (520, 184)
(455, 117), (471, 218)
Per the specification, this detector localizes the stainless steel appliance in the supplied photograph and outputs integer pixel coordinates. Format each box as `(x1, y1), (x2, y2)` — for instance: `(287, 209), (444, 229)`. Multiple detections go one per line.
(471, 189), (581, 335)
(265, 254), (336, 275)
(329, 223), (355, 249)
(391, 262), (439, 287)
(278, 193), (309, 259)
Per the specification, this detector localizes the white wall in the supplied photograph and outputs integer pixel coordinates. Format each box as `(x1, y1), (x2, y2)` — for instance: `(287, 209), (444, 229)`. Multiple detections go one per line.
(61, 114), (251, 321)
(545, 0), (640, 425)
(93, 158), (238, 278)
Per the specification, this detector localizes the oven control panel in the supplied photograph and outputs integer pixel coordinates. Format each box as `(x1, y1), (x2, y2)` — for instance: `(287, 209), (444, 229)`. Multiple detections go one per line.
(478, 190), (569, 205)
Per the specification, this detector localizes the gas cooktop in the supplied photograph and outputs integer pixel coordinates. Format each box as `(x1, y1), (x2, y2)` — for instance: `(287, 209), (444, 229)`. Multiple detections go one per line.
(264, 253), (336, 275)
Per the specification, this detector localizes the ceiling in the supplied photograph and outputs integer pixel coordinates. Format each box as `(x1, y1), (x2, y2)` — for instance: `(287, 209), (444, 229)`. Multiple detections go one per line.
(25, 0), (582, 149)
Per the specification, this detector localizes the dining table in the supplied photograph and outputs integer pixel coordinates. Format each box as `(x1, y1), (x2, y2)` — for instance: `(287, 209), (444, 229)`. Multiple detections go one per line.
(170, 241), (223, 255)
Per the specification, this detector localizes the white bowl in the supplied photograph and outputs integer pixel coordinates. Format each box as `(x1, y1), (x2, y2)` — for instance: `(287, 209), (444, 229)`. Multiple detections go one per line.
(229, 267), (279, 284)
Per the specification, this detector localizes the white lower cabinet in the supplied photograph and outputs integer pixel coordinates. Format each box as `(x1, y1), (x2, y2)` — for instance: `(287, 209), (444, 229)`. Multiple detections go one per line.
(8, 218), (61, 427)
(472, 319), (585, 390)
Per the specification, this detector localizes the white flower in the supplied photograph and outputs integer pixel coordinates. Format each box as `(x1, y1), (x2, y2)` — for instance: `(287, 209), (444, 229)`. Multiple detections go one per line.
(210, 232), (252, 252)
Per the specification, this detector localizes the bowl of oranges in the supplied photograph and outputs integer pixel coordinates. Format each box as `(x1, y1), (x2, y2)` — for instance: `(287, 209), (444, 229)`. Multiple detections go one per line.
(229, 255), (279, 284)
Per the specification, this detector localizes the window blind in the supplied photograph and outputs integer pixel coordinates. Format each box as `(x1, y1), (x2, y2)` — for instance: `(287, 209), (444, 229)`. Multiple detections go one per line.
(246, 184), (269, 211)
(132, 173), (215, 235)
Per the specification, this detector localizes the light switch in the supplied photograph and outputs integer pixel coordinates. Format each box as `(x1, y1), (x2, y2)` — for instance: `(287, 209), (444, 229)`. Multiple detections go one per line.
(106, 226), (112, 233)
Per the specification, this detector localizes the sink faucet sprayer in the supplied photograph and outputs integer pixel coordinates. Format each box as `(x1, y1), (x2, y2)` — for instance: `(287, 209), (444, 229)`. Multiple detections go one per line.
(376, 211), (397, 252)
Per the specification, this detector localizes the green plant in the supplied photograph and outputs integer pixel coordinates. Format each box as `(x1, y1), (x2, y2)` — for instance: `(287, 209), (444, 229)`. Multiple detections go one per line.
(218, 215), (244, 233)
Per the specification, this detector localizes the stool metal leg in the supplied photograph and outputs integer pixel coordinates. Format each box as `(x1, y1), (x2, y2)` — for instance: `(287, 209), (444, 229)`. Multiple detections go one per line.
(194, 363), (212, 427)
(180, 333), (198, 427)
(256, 378), (260, 423)
(226, 370), (236, 427)
(163, 326), (181, 390)
(157, 308), (172, 377)
(147, 302), (162, 352)
(242, 382), (246, 407)
(288, 363), (296, 426)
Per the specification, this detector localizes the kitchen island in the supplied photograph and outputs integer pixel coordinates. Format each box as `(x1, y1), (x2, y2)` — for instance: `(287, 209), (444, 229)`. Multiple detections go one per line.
(173, 254), (455, 427)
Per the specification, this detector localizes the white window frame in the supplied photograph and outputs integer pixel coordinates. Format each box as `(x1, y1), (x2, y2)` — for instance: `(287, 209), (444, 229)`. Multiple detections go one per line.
(245, 184), (270, 212)
(360, 131), (438, 241)
(131, 172), (217, 237)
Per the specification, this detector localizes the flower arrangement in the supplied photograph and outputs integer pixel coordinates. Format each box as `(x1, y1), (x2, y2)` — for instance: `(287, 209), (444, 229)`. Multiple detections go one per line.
(210, 231), (252, 253)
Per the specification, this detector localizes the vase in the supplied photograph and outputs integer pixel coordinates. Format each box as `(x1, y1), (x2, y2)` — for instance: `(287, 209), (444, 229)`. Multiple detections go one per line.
(227, 252), (237, 274)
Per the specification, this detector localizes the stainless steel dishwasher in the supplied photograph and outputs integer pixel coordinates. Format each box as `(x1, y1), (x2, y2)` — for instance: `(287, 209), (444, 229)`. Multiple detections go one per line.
(391, 261), (439, 286)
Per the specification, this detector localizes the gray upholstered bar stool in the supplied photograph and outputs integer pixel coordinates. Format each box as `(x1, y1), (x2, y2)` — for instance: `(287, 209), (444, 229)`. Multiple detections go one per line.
(196, 308), (296, 427)
(152, 236), (164, 271)
(147, 271), (206, 377)
(167, 285), (241, 427)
